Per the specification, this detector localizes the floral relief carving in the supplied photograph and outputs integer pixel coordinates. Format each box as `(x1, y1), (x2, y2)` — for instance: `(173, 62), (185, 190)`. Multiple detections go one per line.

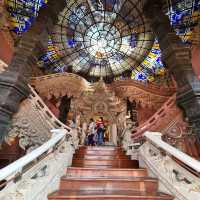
(139, 142), (200, 200)
(5, 98), (52, 151)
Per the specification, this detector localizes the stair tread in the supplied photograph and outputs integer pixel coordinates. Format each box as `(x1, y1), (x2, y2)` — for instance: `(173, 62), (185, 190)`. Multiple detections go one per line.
(49, 190), (173, 199)
(68, 167), (146, 171)
(62, 176), (157, 181)
(48, 145), (174, 200)
(73, 158), (132, 161)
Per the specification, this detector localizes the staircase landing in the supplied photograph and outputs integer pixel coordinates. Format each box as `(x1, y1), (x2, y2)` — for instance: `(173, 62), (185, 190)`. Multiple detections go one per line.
(48, 146), (173, 200)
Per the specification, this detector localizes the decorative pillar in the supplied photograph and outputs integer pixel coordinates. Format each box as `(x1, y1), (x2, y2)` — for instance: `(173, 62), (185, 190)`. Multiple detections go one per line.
(81, 122), (87, 145)
(111, 123), (118, 146)
(143, 0), (200, 141)
(0, 0), (67, 141)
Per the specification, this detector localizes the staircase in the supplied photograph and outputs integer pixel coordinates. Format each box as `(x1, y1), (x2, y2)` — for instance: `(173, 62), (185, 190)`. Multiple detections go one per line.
(48, 146), (174, 200)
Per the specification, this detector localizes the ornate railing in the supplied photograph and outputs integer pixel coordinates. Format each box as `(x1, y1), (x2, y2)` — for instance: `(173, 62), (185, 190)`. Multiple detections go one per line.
(144, 132), (200, 173)
(5, 84), (81, 152)
(0, 129), (76, 200)
(138, 131), (200, 200)
(0, 129), (66, 182)
(132, 94), (181, 140)
(29, 85), (71, 131)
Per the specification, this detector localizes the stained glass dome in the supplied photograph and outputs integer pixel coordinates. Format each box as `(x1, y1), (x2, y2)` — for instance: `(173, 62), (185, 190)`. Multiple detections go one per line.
(5, 0), (200, 81)
(51, 0), (154, 77)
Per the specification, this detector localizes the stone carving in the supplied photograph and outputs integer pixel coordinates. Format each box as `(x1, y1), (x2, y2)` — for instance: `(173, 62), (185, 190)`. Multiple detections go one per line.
(31, 73), (90, 100)
(122, 119), (137, 150)
(5, 99), (51, 151)
(4, 84), (75, 152)
(0, 140), (75, 200)
(139, 141), (200, 200)
(31, 73), (174, 117)
(31, 73), (176, 144)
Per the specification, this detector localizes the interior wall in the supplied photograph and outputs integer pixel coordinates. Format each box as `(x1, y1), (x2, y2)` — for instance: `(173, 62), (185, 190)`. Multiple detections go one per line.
(192, 46), (200, 80)
(0, 31), (13, 64)
(137, 105), (156, 125)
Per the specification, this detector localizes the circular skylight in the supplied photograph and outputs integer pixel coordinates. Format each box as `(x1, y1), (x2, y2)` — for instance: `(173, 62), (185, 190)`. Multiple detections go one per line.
(52, 0), (154, 77)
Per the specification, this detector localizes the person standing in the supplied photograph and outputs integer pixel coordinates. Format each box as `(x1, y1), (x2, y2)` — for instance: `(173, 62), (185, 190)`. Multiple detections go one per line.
(88, 118), (96, 146)
(96, 117), (105, 146)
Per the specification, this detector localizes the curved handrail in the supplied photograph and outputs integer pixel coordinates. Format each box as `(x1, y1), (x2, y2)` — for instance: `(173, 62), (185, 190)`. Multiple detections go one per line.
(110, 79), (176, 97)
(31, 72), (92, 91)
(145, 131), (200, 173)
(29, 85), (71, 132)
(132, 94), (177, 139)
(0, 129), (67, 182)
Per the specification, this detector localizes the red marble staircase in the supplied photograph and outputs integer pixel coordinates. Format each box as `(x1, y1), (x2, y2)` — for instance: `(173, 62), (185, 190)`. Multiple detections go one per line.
(48, 146), (174, 200)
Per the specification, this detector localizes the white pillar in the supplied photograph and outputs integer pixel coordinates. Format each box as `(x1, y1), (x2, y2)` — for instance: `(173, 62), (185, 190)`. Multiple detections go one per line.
(81, 122), (87, 145)
(111, 123), (118, 146)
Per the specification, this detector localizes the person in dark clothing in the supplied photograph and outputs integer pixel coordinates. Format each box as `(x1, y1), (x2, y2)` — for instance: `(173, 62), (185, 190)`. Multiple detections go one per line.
(88, 118), (96, 146)
(58, 94), (73, 124)
(96, 117), (105, 145)
(126, 97), (137, 121)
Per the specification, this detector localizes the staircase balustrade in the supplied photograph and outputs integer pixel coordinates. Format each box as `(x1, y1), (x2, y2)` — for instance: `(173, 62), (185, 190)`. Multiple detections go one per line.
(131, 94), (178, 140)
(138, 131), (200, 200)
(29, 85), (71, 132)
(0, 129), (76, 200)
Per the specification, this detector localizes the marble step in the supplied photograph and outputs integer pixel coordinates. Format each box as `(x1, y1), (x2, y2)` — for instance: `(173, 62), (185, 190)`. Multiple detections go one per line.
(48, 190), (174, 200)
(59, 177), (158, 192)
(67, 167), (147, 178)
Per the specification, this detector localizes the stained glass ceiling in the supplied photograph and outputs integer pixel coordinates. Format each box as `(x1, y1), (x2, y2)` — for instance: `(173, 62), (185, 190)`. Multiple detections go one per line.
(6, 0), (48, 34)
(5, 0), (200, 81)
(50, 0), (154, 78)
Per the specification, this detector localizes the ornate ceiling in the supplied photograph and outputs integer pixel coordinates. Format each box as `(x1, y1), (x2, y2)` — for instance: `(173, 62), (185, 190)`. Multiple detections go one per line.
(5, 0), (200, 81)
(50, 0), (154, 78)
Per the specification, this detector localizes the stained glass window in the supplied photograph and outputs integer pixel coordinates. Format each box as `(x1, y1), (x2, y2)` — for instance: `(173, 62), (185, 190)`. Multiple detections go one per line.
(37, 36), (65, 72)
(166, 0), (200, 43)
(6, 0), (48, 34)
(131, 39), (165, 81)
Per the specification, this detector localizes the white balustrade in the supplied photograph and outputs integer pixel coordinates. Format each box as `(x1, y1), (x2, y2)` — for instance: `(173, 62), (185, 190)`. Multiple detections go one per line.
(0, 129), (76, 200)
(144, 131), (200, 173)
(136, 131), (200, 200)
(0, 129), (66, 182)
(29, 85), (72, 132)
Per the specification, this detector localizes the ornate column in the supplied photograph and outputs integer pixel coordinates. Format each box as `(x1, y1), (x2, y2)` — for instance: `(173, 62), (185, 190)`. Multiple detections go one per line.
(0, 0), (67, 141)
(143, 0), (200, 141)
(111, 123), (118, 146)
(81, 122), (88, 145)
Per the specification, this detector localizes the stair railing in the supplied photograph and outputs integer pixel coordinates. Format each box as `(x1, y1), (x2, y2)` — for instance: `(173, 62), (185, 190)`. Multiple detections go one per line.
(29, 85), (71, 131)
(132, 94), (177, 141)
(139, 131), (200, 200)
(0, 129), (69, 189)
(144, 131), (200, 173)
